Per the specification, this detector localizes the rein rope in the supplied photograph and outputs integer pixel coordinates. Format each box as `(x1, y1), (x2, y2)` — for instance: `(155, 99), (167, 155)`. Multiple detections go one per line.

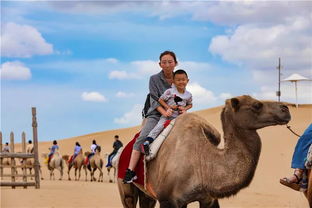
(286, 125), (301, 137)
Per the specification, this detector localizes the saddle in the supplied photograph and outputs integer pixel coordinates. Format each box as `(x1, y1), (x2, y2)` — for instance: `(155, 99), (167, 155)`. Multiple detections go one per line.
(146, 119), (175, 161)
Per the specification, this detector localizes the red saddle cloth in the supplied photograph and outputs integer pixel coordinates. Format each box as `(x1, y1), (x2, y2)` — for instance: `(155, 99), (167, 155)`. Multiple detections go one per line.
(117, 120), (171, 187)
(117, 132), (145, 186)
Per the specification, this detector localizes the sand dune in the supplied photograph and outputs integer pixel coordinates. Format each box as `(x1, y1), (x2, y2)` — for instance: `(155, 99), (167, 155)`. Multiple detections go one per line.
(1, 104), (311, 208)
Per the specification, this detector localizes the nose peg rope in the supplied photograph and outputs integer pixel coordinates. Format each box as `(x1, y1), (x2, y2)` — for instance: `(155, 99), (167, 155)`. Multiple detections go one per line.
(286, 125), (301, 137)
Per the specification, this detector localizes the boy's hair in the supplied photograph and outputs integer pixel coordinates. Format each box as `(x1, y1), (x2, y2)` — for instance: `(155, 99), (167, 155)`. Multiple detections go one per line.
(53, 140), (57, 145)
(28, 140), (32, 144)
(114, 135), (119, 139)
(174, 69), (188, 78)
(159, 51), (177, 64)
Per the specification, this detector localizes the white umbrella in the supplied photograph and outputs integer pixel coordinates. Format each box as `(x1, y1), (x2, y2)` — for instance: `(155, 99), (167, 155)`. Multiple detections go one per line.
(283, 73), (310, 108)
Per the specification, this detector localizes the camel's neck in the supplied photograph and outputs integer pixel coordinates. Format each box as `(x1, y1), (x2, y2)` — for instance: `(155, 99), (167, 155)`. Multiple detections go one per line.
(207, 110), (261, 197)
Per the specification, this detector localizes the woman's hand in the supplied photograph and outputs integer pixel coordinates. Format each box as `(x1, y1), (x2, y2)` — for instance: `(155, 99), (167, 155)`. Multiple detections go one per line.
(170, 105), (178, 110)
(163, 108), (173, 117)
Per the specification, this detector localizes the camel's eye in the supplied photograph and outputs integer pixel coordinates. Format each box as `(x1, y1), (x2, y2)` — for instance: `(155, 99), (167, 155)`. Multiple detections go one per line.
(252, 102), (263, 111)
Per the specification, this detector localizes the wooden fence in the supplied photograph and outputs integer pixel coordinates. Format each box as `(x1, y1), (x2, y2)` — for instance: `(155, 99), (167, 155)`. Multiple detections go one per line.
(0, 107), (40, 189)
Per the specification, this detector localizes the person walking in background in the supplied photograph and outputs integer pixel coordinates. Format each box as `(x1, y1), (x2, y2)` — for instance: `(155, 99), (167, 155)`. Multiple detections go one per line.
(106, 135), (123, 168)
(123, 50), (178, 184)
(142, 69), (192, 156)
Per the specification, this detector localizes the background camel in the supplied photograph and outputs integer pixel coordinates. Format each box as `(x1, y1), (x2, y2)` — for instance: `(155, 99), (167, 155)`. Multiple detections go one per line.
(117, 95), (291, 208)
(42, 149), (64, 180)
(87, 146), (104, 182)
(105, 147), (123, 183)
(62, 149), (87, 181)
(104, 152), (116, 183)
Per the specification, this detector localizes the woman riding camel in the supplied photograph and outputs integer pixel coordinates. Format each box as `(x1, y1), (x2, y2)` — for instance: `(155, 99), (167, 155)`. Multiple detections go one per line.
(280, 123), (312, 192)
(123, 50), (179, 184)
(85, 139), (98, 165)
(68, 142), (82, 165)
(47, 140), (59, 164)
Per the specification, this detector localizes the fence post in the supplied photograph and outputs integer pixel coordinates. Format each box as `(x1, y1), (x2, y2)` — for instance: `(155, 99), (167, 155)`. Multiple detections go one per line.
(10, 132), (16, 189)
(22, 132), (27, 188)
(32, 107), (40, 189)
(0, 132), (2, 179)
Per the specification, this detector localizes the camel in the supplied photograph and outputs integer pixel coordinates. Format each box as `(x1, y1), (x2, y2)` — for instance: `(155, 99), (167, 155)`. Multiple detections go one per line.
(63, 150), (87, 181)
(117, 95), (291, 208)
(87, 146), (104, 182)
(42, 149), (64, 180)
(105, 148), (123, 183)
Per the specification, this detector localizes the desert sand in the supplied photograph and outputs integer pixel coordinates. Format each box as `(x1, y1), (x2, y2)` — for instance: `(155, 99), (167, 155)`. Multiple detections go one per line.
(1, 103), (311, 208)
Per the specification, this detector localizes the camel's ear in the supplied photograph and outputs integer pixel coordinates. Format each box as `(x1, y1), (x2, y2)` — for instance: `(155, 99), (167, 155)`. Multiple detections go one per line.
(231, 98), (240, 112)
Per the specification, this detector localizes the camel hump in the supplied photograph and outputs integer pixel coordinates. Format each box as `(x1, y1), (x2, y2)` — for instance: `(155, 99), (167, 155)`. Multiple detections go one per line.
(176, 113), (221, 146)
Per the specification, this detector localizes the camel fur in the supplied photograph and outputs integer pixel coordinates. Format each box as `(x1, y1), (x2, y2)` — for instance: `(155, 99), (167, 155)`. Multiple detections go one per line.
(87, 146), (104, 182)
(62, 149), (87, 181)
(117, 95), (291, 208)
(42, 149), (64, 180)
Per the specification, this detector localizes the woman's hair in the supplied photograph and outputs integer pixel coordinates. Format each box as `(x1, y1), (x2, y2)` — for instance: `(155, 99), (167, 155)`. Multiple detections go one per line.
(28, 140), (32, 144)
(76, 142), (80, 146)
(159, 51), (177, 64)
(53, 140), (57, 145)
(92, 140), (96, 144)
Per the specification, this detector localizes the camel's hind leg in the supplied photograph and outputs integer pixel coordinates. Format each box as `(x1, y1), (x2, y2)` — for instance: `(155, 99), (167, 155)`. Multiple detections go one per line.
(77, 166), (82, 181)
(68, 165), (72, 181)
(98, 168), (104, 182)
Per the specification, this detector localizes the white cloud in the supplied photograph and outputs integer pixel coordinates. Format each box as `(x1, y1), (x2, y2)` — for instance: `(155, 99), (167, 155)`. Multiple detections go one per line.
(116, 91), (135, 98)
(209, 20), (312, 71)
(0, 61), (31, 80)
(108, 70), (140, 80)
(132, 60), (159, 75)
(219, 93), (233, 100)
(81, 92), (107, 102)
(187, 82), (217, 106)
(114, 104), (143, 125)
(1, 22), (53, 58)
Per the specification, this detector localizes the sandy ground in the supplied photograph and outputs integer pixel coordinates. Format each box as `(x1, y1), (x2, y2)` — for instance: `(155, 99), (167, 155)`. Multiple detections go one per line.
(1, 104), (311, 208)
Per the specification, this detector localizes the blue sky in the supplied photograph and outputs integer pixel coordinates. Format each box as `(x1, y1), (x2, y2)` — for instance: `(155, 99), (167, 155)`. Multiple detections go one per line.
(1, 1), (311, 142)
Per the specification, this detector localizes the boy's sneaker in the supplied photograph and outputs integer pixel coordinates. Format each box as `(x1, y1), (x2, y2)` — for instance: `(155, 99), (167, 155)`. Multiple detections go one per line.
(123, 169), (137, 184)
(141, 141), (150, 156)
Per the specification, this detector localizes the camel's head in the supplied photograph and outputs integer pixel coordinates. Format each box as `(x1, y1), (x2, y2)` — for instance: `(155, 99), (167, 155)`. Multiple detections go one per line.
(223, 95), (291, 130)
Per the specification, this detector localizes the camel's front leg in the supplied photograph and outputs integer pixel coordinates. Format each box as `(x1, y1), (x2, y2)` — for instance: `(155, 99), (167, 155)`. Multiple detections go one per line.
(199, 199), (220, 208)
(29, 168), (33, 180)
(117, 179), (139, 208)
(68, 166), (72, 181)
(84, 166), (88, 181)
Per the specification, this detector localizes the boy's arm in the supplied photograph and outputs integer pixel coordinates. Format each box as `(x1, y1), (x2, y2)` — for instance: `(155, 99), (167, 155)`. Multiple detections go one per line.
(159, 98), (171, 110)
(185, 104), (192, 111)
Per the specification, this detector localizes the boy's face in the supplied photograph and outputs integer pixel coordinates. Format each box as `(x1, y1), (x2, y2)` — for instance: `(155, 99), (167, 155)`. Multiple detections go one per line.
(173, 73), (189, 91)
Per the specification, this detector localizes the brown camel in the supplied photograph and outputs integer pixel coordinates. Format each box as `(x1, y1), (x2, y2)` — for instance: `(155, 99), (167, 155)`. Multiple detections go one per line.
(63, 149), (87, 181)
(117, 95), (291, 208)
(42, 149), (64, 180)
(87, 146), (104, 182)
